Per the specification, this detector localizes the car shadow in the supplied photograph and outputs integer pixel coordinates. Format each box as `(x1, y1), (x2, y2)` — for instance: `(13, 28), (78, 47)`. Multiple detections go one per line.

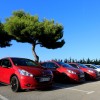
(38, 79), (100, 91)
(0, 83), (7, 87)
(0, 79), (99, 92)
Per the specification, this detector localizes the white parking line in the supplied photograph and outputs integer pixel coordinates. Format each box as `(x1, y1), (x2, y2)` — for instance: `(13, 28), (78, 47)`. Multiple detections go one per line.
(87, 91), (95, 94)
(66, 88), (95, 94)
(0, 95), (8, 100)
(55, 86), (95, 94)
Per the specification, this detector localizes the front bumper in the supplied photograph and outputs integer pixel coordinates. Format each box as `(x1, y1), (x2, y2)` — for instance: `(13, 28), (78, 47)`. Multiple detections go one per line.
(85, 72), (100, 80)
(19, 75), (53, 90)
(66, 72), (85, 82)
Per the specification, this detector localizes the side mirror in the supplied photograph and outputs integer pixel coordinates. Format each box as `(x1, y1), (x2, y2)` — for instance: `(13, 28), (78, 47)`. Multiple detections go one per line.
(2, 65), (8, 68)
(54, 65), (59, 68)
(77, 66), (80, 68)
(2, 63), (11, 68)
(41, 66), (46, 68)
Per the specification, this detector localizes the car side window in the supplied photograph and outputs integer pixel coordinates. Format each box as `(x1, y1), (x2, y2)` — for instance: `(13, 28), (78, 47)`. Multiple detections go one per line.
(41, 63), (47, 68)
(70, 64), (78, 68)
(47, 62), (57, 68)
(1, 59), (12, 68)
(0, 60), (1, 66)
(91, 65), (95, 69)
(85, 65), (90, 68)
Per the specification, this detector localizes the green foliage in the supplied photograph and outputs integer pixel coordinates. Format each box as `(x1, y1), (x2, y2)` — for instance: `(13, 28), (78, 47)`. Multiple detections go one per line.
(63, 57), (100, 65)
(4, 11), (40, 43)
(0, 22), (12, 47)
(4, 10), (65, 49)
(4, 10), (65, 61)
(38, 19), (65, 49)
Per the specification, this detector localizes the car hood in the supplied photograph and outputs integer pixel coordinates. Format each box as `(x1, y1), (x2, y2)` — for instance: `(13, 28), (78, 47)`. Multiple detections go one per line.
(16, 66), (50, 76)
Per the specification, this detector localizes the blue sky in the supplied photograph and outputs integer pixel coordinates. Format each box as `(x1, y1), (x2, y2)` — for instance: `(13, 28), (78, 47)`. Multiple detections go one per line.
(0, 0), (100, 61)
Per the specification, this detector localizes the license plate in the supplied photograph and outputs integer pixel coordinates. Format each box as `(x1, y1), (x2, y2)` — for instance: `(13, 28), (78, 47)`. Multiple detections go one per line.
(40, 77), (50, 82)
(80, 74), (84, 78)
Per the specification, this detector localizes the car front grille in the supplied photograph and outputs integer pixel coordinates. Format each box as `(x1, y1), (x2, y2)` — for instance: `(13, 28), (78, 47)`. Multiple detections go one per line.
(35, 75), (52, 83)
(78, 72), (85, 78)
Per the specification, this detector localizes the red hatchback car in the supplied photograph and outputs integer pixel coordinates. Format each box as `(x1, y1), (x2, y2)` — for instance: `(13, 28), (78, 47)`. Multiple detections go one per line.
(0, 57), (53, 92)
(69, 63), (100, 80)
(41, 61), (85, 83)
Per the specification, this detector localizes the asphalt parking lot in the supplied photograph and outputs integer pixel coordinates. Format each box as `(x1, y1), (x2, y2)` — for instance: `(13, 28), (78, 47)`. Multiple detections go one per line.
(0, 80), (100, 100)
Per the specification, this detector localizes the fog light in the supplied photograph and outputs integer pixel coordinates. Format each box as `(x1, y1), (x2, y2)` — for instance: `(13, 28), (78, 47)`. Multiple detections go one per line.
(26, 84), (31, 87)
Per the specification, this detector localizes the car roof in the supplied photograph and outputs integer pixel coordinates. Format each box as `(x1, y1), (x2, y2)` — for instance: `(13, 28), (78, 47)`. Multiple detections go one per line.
(84, 64), (95, 65)
(0, 57), (33, 61)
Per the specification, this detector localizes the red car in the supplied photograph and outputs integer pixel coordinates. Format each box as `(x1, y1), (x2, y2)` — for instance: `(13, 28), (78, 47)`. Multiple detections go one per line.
(0, 57), (53, 92)
(41, 61), (85, 83)
(69, 63), (100, 80)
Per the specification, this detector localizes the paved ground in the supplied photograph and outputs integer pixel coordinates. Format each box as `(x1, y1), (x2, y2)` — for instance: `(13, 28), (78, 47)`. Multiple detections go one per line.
(0, 80), (100, 100)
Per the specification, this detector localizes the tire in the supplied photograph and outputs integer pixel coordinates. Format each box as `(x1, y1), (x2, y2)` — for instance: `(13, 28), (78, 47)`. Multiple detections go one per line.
(84, 73), (90, 80)
(61, 73), (68, 82)
(10, 76), (21, 92)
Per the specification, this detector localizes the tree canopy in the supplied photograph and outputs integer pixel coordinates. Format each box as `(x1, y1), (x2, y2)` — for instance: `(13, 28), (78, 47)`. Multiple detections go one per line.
(4, 10), (65, 62)
(0, 22), (12, 48)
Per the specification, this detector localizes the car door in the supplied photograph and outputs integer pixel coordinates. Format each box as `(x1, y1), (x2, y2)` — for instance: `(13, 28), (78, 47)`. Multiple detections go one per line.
(0, 59), (2, 82)
(0, 59), (14, 84)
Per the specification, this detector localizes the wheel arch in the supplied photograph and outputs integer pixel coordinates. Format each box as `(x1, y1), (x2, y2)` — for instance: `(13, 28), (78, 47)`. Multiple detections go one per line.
(10, 74), (21, 92)
(10, 74), (19, 83)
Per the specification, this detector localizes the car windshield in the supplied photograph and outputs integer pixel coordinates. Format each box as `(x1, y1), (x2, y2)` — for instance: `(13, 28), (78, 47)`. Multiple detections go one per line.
(57, 62), (73, 68)
(11, 58), (38, 67)
(79, 64), (88, 68)
(95, 65), (100, 68)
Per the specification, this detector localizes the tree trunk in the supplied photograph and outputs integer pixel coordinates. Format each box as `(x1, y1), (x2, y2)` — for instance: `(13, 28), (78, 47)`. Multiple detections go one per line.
(32, 44), (39, 62)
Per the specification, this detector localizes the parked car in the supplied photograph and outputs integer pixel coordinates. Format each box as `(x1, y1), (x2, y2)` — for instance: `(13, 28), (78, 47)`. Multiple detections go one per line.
(41, 61), (85, 83)
(0, 57), (53, 92)
(69, 63), (100, 80)
(84, 64), (100, 76)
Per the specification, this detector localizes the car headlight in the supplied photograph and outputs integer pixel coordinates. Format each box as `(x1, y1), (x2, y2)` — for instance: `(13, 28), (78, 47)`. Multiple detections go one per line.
(68, 70), (76, 74)
(88, 70), (94, 73)
(18, 69), (33, 77)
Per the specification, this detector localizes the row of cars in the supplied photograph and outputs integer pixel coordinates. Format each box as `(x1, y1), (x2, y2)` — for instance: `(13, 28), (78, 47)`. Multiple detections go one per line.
(0, 57), (100, 92)
(41, 61), (100, 82)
